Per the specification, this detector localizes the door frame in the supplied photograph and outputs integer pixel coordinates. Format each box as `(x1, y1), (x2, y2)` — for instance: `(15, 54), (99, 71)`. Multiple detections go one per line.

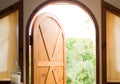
(26, 0), (99, 84)
(102, 1), (120, 84)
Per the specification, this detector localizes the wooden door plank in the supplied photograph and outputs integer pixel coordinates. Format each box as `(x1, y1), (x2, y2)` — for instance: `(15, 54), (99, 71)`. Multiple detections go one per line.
(37, 61), (64, 66)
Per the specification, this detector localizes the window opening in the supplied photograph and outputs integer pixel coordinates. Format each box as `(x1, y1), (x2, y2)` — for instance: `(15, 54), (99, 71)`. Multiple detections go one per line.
(106, 11), (120, 82)
(0, 11), (18, 80)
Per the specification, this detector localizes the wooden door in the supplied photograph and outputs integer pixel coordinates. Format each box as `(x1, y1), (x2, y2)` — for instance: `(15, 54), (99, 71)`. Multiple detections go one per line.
(32, 13), (66, 84)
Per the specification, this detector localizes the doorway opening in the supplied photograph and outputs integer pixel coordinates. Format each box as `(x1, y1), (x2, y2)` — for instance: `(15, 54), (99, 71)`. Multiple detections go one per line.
(27, 1), (99, 84)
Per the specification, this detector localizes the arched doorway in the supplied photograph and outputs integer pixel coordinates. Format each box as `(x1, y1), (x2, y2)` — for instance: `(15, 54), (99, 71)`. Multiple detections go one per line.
(26, 1), (99, 84)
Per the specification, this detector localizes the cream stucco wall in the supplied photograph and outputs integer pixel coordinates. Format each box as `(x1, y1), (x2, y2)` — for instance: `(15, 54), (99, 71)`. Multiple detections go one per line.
(0, 0), (19, 11)
(104, 0), (120, 8)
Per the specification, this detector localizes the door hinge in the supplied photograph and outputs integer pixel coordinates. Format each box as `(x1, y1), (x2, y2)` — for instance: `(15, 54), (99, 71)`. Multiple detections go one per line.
(29, 35), (33, 45)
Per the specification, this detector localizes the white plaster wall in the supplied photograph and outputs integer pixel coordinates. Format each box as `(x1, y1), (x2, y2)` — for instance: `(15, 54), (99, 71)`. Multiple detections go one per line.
(0, 0), (19, 11)
(104, 0), (120, 9)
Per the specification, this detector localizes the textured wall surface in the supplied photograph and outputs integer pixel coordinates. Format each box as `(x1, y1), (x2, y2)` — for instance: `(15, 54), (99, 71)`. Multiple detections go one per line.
(104, 0), (120, 8)
(0, 0), (19, 11)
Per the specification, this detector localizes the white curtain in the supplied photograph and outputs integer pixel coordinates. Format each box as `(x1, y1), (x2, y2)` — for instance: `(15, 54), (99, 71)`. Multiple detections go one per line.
(0, 11), (18, 80)
(107, 11), (120, 82)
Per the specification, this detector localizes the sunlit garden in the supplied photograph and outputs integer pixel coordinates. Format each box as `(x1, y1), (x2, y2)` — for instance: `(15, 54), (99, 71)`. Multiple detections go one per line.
(66, 38), (96, 84)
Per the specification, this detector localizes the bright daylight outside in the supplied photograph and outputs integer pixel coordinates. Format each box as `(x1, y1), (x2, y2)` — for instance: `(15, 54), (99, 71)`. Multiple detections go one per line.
(36, 3), (96, 84)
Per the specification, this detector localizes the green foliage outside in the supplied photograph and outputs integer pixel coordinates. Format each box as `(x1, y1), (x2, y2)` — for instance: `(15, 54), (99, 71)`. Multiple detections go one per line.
(66, 38), (96, 84)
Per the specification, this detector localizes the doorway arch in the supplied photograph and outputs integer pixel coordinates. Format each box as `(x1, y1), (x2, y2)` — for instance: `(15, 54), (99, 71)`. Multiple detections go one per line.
(26, 0), (99, 84)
